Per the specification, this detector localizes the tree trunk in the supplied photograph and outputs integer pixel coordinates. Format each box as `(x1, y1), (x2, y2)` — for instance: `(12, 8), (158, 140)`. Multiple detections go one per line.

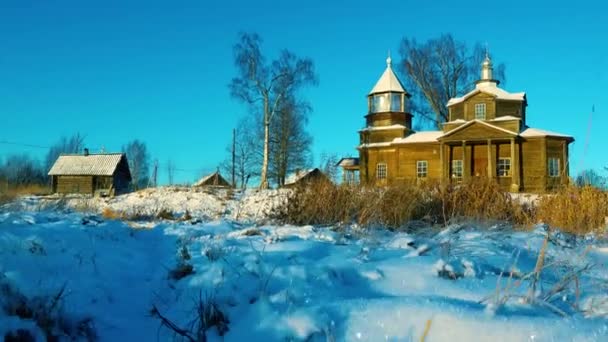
(260, 121), (270, 189)
(260, 98), (270, 189)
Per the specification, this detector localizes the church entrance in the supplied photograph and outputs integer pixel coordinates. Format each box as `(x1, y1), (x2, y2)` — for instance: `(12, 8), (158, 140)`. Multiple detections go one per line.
(472, 145), (488, 177)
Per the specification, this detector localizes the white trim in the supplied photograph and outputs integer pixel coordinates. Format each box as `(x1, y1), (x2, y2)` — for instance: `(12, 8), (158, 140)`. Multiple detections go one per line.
(359, 124), (407, 132)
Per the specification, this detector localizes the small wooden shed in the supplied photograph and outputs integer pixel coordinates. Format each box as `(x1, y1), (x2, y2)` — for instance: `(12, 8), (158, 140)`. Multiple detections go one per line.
(193, 171), (231, 187)
(48, 152), (131, 196)
(284, 168), (330, 188)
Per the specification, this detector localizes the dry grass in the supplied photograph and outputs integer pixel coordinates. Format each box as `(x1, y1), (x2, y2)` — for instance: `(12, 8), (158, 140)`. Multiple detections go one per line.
(279, 178), (533, 231)
(536, 185), (608, 234)
(102, 207), (124, 220)
(0, 184), (51, 204)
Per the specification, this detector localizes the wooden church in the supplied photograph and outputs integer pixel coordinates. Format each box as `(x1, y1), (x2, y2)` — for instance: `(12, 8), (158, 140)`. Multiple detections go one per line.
(341, 54), (573, 193)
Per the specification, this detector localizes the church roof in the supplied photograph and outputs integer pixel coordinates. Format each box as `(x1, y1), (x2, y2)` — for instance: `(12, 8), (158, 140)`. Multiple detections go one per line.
(447, 81), (526, 106)
(393, 131), (443, 144)
(520, 127), (574, 140)
(369, 56), (407, 95)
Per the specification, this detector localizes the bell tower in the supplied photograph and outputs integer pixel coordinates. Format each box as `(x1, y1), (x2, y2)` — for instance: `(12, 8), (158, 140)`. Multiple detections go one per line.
(360, 54), (413, 145)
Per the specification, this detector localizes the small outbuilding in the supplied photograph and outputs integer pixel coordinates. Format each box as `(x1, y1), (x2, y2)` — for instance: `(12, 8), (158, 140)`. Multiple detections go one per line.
(284, 168), (331, 188)
(193, 171), (231, 187)
(48, 151), (132, 196)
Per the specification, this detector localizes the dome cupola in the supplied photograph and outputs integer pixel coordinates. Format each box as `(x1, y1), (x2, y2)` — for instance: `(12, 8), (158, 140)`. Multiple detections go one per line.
(368, 54), (409, 114)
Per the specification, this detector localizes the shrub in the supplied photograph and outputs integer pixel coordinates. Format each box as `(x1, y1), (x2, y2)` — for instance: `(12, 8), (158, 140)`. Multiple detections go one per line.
(536, 185), (608, 234)
(151, 292), (229, 341)
(435, 178), (532, 226)
(0, 276), (96, 341)
(156, 208), (175, 221)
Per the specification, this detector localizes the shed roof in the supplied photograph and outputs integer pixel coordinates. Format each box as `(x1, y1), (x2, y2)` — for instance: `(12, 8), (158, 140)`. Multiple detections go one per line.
(48, 153), (128, 176)
(193, 171), (231, 187)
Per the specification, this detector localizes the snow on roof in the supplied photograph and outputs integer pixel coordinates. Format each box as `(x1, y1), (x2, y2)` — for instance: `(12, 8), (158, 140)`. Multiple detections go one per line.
(357, 141), (393, 149)
(447, 82), (525, 106)
(444, 119), (466, 124)
(284, 168), (318, 185)
(520, 127), (573, 139)
(394, 131), (443, 144)
(193, 171), (229, 187)
(337, 158), (360, 167)
(368, 57), (406, 95)
(491, 115), (521, 121)
(359, 124), (407, 132)
(48, 153), (126, 176)
(442, 120), (518, 138)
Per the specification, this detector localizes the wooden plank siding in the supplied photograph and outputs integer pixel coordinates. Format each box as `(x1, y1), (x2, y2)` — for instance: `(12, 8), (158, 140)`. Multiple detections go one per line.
(449, 103), (465, 121)
(464, 93), (496, 121)
(396, 144), (441, 180)
(521, 138), (546, 193)
(495, 100), (525, 118)
(442, 122), (516, 142)
(55, 176), (94, 194)
(488, 119), (521, 133)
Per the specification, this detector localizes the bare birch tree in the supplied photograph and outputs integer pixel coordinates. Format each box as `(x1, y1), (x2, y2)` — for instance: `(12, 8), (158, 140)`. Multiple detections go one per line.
(122, 140), (150, 190)
(229, 32), (317, 189)
(398, 34), (506, 129)
(44, 133), (85, 173)
(270, 95), (312, 187)
(221, 117), (260, 189)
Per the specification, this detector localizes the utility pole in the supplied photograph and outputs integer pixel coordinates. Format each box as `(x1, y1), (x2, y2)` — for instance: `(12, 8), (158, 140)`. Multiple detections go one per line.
(150, 159), (158, 187)
(232, 128), (236, 188)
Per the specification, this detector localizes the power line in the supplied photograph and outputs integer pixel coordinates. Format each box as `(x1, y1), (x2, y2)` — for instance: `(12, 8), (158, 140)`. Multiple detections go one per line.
(0, 140), (51, 149)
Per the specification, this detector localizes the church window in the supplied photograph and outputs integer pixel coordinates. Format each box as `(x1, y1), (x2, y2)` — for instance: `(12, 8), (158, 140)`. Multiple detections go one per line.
(548, 158), (560, 177)
(475, 103), (486, 119)
(376, 163), (387, 180)
(452, 160), (463, 179)
(498, 158), (511, 177)
(416, 161), (428, 178)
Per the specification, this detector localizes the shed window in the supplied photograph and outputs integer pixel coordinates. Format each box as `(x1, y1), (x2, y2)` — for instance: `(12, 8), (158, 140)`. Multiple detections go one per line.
(376, 163), (387, 180)
(475, 103), (486, 120)
(416, 161), (428, 178)
(452, 160), (463, 179)
(497, 158), (511, 177)
(548, 158), (560, 177)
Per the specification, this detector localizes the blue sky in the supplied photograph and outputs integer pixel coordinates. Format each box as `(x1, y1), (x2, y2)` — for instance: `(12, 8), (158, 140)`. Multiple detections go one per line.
(0, 0), (606, 184)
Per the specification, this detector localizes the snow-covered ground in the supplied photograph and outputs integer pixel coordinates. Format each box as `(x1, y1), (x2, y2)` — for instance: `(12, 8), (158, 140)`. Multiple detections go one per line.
(1, 193), (608, 341)
(5, 187), (289, 224)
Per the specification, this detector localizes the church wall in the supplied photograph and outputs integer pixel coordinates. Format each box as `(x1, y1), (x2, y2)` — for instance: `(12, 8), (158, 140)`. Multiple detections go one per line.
(547, 138), (568, 190)
(488, 120), (521, 133)
(521, 138), (546, 193)
(496, 100), (524, 118)
(464, 93), (496, 120)
(363, 147), (397, 185)
(396, 144), (441, 180)
(449, 103), (465, 121)
(367, 129), (407, 144)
